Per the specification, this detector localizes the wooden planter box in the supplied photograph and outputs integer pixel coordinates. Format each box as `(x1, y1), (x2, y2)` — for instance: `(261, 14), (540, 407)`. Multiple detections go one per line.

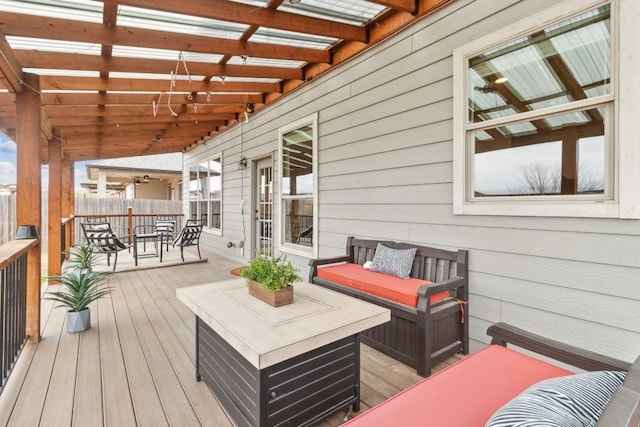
(248, 280), (294, 307)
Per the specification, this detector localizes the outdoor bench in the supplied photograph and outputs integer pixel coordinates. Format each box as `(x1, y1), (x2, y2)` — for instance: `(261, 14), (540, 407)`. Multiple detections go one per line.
(308, 236), (468, 377)
(343, 322), (639, 427)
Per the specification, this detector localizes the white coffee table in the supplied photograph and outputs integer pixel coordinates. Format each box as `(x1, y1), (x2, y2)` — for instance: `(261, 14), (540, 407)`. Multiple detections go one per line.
(177, 278), (390, 427)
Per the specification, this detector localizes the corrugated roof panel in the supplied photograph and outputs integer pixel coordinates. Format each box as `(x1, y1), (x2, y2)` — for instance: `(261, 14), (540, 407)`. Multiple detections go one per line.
(117, 5), (248, 38)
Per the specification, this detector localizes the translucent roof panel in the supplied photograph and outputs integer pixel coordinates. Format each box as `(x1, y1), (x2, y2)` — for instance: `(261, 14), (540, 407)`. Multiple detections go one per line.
(278, 0), (386, 25)
(227, 56), (304, 69)
(222, 77), (280, 84)
(250, 28), (336, 49)
(117, 5), (248, 39)
(0, 0), (102, 22)
(111, 46), (223, 63)
(109, 72), (206, 81)
(23, 68), (99, 77)
(6, 36), (101, 55)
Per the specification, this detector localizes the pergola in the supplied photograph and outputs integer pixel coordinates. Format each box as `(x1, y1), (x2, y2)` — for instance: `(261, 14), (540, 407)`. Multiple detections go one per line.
(0, 0), (450, 340)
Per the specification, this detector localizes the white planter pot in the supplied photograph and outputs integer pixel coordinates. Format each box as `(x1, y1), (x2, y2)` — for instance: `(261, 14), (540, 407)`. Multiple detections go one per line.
(67, 308), (91, 333)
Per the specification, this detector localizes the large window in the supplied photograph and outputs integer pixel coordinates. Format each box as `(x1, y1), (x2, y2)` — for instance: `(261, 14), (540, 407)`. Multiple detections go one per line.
(451, 0), (639, 218)
(279, 114), (318, 256)
(189, 155), (222, 232)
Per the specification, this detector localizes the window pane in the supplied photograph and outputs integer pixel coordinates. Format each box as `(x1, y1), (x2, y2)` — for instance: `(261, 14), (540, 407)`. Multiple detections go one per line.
(468, 4), (610, 123)
(198, 201), (208, 226)
(198, 162), (208, 202)
(282, 199), (313, 246)
(208, 158), (221, 200)
(282, 124), (313, 196)
(189, 166), (199, 219)
(209, 200), (221, 229)
(473, 107), (605, 197)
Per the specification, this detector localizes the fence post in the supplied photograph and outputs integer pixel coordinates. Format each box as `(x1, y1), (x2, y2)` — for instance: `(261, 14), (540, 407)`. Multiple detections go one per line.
(128, 206), (133, 244)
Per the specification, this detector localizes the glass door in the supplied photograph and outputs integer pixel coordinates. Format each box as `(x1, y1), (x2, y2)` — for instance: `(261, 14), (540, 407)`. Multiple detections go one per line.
(255, 158), (273, 257)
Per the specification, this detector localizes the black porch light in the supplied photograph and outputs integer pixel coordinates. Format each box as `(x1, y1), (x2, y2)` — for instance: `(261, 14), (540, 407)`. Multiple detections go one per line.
(16, 225), (40, 240)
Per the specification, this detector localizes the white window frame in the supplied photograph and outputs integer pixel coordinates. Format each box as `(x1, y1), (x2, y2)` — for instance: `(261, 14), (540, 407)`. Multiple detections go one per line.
(452, 0), (640, 218)
(187, 152), (223, 235)
(277, 113), (318, 258)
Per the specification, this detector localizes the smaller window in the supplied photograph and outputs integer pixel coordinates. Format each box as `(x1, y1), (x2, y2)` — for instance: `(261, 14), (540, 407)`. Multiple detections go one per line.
(278, 113), (318, 257)
(188, 155), (222, 232)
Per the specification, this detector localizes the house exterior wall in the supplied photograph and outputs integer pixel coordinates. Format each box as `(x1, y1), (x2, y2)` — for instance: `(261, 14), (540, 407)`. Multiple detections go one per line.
(134, 180), (171, 200)
(184, 0), (640, 363)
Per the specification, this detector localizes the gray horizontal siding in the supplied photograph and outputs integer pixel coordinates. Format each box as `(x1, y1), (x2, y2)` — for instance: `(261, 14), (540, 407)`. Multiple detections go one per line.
(186, 0), (640, 363)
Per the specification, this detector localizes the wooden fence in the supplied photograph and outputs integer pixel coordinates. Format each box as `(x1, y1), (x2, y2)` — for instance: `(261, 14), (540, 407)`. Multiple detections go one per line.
(0, 194), (16, 246)
(0, 196), (182, 246)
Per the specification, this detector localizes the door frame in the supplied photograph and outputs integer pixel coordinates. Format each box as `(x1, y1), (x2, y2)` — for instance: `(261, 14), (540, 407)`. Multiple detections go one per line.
(250, 156), (274, 259)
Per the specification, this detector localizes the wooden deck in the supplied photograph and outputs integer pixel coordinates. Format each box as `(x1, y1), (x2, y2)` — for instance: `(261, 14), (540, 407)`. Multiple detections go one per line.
(0, 248), (463, 426)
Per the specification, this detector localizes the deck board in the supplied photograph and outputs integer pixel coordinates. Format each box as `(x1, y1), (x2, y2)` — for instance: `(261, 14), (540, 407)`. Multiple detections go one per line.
(110, 274), (169, 427)
(40, 309), (79, 426)
(72, 309), (103, 427)
(8, 298), (66, 427)
(0, 249), (465, 426)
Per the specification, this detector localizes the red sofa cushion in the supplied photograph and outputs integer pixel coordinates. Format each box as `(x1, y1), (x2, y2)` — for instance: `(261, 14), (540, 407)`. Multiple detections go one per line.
(316, 263), (448, 307)
(343, 345), (573, 427)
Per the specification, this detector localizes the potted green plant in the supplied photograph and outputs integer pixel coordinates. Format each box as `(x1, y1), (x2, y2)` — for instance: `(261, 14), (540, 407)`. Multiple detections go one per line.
(240, 253), (302, 306)
(45, 270), (113, 332)
(66, 241), (100, 272)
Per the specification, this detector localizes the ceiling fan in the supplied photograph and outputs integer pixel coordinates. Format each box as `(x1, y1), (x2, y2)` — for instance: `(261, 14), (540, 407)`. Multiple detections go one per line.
(134, 175), (156, 184)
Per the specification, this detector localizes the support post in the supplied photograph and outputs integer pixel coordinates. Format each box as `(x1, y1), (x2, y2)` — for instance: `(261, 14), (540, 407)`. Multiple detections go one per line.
(128, 206), (133, 244)
(48, 129), (62, 276)
(16, 72), (42, 341)
(62, 157), (75, 249)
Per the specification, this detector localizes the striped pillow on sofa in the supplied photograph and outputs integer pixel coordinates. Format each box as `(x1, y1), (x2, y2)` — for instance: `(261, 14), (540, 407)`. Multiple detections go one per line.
(485, 370), (626, 427)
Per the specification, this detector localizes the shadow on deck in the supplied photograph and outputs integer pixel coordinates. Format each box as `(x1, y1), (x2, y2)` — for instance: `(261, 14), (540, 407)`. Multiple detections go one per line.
(0, 248), (463, 426)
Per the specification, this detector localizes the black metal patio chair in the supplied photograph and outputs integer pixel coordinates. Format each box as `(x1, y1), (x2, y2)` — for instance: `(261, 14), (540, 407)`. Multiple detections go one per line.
(81, 222), (132, 271)
(172, 219), (204, 262)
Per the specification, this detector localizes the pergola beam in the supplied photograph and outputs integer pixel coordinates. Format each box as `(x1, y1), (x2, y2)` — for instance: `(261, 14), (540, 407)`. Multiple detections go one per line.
(101, 0), (367, 42)
(15, 50), (303, 80)
(0, 28), (23, 92)
(0, 12), (331, 63)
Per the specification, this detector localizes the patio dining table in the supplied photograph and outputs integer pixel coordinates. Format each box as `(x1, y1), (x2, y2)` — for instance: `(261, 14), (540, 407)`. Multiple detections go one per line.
(133, 231), (164, 266)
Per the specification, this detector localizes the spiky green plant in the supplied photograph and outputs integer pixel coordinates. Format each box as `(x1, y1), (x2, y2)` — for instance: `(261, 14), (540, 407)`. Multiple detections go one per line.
(66, 242), (101, 270)
(45, 270), (113, 312)
(240, 253), (302, 291)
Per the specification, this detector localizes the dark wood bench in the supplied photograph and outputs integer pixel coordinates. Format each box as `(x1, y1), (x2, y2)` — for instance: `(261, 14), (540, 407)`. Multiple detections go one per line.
(309, 236), (468, 376)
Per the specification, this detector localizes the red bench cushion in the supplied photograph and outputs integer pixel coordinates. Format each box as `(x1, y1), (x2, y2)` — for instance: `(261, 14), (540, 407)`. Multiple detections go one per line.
(343, 345), (573, 427)
(317, 263), (448, 307)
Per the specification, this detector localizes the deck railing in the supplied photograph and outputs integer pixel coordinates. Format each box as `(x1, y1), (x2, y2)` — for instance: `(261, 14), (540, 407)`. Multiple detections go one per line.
(0, 239), (36, 390)
(73, 211), (185, 246)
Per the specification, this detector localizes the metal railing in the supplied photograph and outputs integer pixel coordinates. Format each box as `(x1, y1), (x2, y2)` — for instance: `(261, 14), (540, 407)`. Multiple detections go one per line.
(73, 211), (185, 246)
(0, 239), (34, 391)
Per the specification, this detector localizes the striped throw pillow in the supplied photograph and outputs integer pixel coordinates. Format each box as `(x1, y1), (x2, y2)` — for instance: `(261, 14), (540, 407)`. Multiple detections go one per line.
(485, 370), (626, 427)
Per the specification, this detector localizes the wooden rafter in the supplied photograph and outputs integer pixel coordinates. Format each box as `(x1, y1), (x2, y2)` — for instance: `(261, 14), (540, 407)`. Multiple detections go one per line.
(101, 0), (368, 42)
(0, 13), (331, 63)
(0, 0), (457, 162)
(0, 28), (22, 92)
(14, 51), (303, 80)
